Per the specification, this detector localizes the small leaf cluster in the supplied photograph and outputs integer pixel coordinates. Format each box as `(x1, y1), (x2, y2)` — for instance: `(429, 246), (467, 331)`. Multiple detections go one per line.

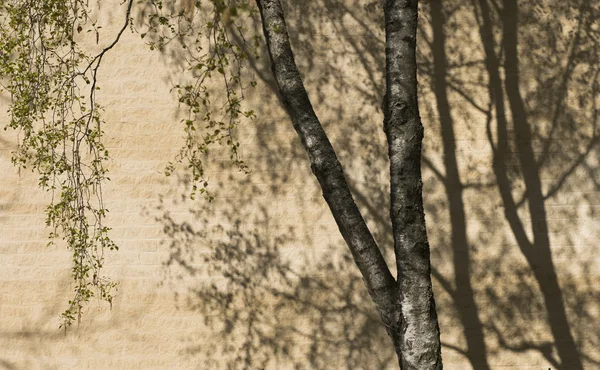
(135, 0), (259, 200)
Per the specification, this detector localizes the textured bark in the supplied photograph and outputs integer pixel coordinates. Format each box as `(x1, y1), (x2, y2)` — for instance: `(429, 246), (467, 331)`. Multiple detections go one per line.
(257, 1), (443, 367)
(429, 3), (490, 369)
(256, 0), (402, 351)
(383, 1), (442, 369)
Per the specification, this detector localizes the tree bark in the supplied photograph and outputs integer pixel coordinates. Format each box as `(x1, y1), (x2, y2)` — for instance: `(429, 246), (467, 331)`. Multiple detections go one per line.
(256, 0), (402, 351)
(257, 1), (443, 368)
(383, 1), (442, 368)
(257, 0), (442, 370)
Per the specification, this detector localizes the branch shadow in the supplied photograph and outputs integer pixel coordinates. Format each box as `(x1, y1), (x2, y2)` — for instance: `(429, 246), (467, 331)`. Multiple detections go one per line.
(156, 174), (396, 369)
(143, 0), (600, 368)
(450, 0), (600, 368)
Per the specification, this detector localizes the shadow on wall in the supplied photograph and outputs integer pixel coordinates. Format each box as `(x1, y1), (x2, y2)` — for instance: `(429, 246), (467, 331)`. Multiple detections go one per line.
(147, 0), (599, 369)
(0, 282), (77, 370)
(156, 175), (395, 369)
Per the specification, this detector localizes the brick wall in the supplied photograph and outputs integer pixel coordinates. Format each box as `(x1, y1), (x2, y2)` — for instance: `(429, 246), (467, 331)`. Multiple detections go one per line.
(0, 1), (598, 369)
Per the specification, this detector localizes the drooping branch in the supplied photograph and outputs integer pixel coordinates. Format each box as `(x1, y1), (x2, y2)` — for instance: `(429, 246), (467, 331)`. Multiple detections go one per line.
(134, 0), (259, 200)
(0, 0), (136, 327)
(83, 0), (134, 119)
(255, 0), (400, 344)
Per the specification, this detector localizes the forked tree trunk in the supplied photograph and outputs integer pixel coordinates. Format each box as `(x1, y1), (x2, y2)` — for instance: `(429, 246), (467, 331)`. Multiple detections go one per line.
(256, 0), (442, 368)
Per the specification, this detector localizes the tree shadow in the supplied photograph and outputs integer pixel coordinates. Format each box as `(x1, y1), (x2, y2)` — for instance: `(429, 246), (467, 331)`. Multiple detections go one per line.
(156, 174), (396, 369)
(144, 0), (599, 368)
(439, 0), (600, 368)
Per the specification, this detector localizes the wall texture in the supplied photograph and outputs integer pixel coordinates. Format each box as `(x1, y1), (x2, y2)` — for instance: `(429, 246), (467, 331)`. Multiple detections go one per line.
(1, 0), (598, 369)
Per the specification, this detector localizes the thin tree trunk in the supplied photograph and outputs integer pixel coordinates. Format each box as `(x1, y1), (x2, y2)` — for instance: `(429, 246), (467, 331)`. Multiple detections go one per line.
(383, 1), (442, 368)
(257, 0), (443, 368)
(256, 0), (402, 353)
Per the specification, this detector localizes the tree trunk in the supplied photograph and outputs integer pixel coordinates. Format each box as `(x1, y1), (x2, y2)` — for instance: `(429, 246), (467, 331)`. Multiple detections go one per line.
(256, 0), (443, 368)
(256, 0), (402, 353)
(383, 1), (442, 368)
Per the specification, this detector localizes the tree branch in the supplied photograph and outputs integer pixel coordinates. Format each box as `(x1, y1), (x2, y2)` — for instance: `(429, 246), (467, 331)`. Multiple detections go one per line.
(255, 0), (399, 343)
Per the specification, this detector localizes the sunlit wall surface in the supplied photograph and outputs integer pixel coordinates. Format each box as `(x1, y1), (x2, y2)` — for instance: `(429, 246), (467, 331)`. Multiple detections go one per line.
(0, 1), (598, 369)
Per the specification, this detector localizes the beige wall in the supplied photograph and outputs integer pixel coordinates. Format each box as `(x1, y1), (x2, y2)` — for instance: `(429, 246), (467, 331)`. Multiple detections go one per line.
(1, 0), (598, 369)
